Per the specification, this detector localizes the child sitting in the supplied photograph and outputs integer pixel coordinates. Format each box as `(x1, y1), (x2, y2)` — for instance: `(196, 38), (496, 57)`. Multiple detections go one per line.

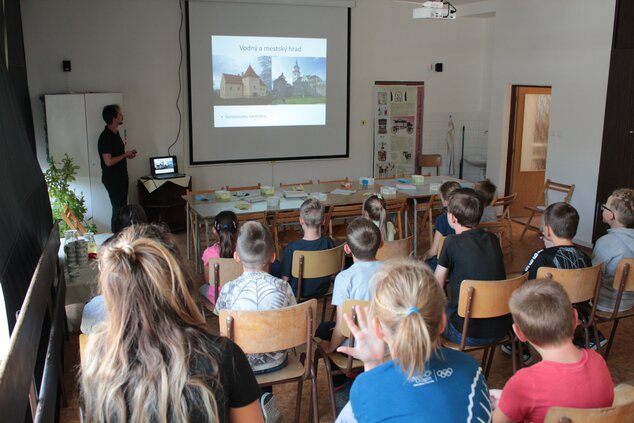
(336, 259), (491, 423)
(492, 279), (614, 423)
(475, 179), (498, 223)
(200, 210), (238, 304)
(362, 193), (395, 241)
(422, 180), (460, 268)
(594, 188), (634, 312)
(215, 221), (296, 374)
(278, 198), (335, 298)
(524, 202), (591, 279)
(317, 217), (383, 354)
(435, 188), (507, 346)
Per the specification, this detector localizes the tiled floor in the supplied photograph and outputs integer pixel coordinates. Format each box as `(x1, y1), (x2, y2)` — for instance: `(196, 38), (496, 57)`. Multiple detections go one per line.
(61, 221), (634, 422)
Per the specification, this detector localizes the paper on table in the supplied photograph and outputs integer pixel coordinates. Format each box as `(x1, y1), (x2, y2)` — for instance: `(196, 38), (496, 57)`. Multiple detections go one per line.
(331, 189), (356, 195)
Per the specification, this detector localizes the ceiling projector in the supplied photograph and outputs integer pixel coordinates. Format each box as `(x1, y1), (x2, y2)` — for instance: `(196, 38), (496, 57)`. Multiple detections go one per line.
(413, 1), (457, 20)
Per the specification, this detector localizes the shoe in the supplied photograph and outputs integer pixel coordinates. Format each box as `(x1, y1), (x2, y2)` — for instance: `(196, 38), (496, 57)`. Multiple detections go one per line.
(260, 392), (283, 423)
(500, 343), (532, 365)
(573, 331), (608, 350)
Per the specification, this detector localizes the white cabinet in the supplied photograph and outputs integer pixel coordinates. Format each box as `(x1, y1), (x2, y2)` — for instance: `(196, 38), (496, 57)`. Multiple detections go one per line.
(44, 93), (123, 233)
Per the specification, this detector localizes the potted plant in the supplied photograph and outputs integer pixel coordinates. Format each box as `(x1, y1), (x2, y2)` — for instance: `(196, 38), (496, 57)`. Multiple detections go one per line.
(44, 154), (97, 234)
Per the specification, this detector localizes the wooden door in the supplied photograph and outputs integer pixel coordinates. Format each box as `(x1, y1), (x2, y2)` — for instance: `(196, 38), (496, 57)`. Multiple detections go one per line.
(507, 86), (552, 217)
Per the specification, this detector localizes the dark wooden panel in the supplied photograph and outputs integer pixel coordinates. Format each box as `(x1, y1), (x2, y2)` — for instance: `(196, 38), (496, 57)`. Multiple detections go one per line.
(138, 178), (192, 232)
(615, 0), (634, 49)
(594, 49), (634, 241)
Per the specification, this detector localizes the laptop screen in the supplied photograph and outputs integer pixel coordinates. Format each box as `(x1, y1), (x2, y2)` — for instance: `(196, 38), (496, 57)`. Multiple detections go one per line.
(150, 156), (178, 176)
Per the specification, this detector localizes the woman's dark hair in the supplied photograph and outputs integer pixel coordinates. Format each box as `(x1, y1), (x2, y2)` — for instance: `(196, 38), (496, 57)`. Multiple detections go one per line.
(113, 205), (148, 233)
(214, 210), (239, 258)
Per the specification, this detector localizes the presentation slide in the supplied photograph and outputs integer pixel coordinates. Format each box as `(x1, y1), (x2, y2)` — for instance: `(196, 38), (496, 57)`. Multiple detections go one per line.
(211, 36), (327, 128)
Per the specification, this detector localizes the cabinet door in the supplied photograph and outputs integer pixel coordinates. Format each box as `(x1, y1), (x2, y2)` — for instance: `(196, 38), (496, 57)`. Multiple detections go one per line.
(45, 94), (92, 221)
(85, 93), (123, 233)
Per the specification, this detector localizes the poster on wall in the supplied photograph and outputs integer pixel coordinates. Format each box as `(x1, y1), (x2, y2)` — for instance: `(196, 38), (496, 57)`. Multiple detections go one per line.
(373, 81), (424, 178)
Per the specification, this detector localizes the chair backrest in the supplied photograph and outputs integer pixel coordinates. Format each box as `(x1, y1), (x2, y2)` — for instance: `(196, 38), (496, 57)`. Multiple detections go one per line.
(457, 273), (529, 319)
(418, 154), (442, 175)
(478, 220), (512, 256)
(291, 244), (344, 279)
(79, 333), (88, 364)
(376, 236), (413, 261)
(236, 210), (268, 225)
(340, 299), (370, 338)
(187, 189), (215, 197)
(318, 177), (349, 184)
(536, 263), (603, 304)
(437, 235), (446, 258)
(279, 180), (313, 187)
(207, 257), (243, 296)
(544, 384), (634, 423)
(62, 205), (87, 235)
(326, 203), (362, 237)
(541, 179), (575, 206)
(272, 210), (301, 256)
(493, 193), (517, 219)
(385, 198), (408, 239)
(219, 299), (317, 354)
(611, 258), (634, 292)
(225, 183), (261, 192)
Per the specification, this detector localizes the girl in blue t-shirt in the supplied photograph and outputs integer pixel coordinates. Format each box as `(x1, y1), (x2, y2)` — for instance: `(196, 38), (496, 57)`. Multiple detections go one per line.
(335, 259), (491, 423)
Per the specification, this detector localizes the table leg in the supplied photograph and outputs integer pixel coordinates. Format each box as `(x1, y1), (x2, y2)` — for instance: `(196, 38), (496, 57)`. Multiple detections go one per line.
(195, 213), (202, 273)
(412, 198), (418, 256)
(186, 203), (191, 259)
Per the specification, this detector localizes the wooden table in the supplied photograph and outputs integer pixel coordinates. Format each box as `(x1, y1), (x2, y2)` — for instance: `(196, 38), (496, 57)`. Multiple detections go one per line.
(184, 177), (469, 271)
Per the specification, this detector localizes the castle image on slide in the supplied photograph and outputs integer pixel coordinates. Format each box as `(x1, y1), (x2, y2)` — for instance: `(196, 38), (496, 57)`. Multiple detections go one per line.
(272, 60), (325, 100)
(220, 65), (267, 99)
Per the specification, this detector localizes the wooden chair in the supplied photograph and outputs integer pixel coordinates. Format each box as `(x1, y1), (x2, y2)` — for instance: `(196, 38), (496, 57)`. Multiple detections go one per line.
(280, 179), (313, 188)
(593, 258), (634, 361)
(536, 263), (603, 349)
(519, 180), (575, 240)
(478, 220), (513, 260)
(271, 210), (302, 257)
(418, 153), (442, 175)
(219, 300), (319, 423)
(62, 204), (87, 235)
(314, 299), (369, 421)
(79, 333), (88, 364)
(493, 192), (517, 220)
(205, 258), (243, 312)
(440, 273), (529, 378)
(224, 183), (261, 192)
(437, 234), (446, 258)
(415, 194), (444, 245)
(317, 177), (349, 184)
(186, 189), (215, 259)
(385, 198), (408, 239)
(236, 210), (268, 226)
(326, 203), (363, 240)
(376, 236), (413, 261)
(544, 383), (634, 423)
(291, 244), (345, 322)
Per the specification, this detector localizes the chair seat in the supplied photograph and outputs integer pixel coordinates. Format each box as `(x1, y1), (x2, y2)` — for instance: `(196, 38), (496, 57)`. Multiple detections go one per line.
(328, 351), (364, 370)
(255, 353), (306, 385)
(595, 308), (634, 321)
(439, 334), (512, 352)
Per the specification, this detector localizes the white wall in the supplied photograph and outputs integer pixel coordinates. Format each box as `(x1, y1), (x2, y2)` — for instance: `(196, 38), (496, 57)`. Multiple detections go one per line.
(22, 0), (492, 204)
(482, 0), (615, 245)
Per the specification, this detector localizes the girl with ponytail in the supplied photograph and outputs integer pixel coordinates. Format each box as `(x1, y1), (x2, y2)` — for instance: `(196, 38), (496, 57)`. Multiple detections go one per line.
(201, 210), (239, 303)
(362, 194), (395, 241)
(336, 259), (491, 423)
(81, 224), (262, 422)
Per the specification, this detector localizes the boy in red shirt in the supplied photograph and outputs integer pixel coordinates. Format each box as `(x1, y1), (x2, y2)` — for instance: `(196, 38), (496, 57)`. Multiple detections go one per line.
(492, 279), (613, 423)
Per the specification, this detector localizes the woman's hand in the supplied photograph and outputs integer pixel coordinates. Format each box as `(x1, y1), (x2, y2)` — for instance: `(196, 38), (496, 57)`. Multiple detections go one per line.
(336, 306), (385, 371)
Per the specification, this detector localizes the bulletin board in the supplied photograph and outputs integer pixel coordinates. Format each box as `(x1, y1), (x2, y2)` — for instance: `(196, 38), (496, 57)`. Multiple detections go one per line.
(373, 81), (424, 178)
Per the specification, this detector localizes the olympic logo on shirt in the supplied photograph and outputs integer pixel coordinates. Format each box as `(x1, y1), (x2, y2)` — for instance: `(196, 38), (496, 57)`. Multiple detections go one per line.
(436, 368), (453, 378)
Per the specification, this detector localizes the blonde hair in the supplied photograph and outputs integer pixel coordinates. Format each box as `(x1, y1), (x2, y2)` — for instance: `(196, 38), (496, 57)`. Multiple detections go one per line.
(363, 194), (388, 240)
(236, 221), (274, 269)
(300, 198), (324, 227)
(508, 279), (573, 347)
(371, 259), (445, 378)
(80, 224), (221, 422)
(610, 188), (634, 227)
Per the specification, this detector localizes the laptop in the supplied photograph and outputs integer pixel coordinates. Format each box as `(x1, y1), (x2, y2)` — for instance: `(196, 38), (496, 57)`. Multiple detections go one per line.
(149, 156), (185, 179)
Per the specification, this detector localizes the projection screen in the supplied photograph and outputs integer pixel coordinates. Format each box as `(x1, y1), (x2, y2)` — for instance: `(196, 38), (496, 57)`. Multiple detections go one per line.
(187, 0), (352, 164)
